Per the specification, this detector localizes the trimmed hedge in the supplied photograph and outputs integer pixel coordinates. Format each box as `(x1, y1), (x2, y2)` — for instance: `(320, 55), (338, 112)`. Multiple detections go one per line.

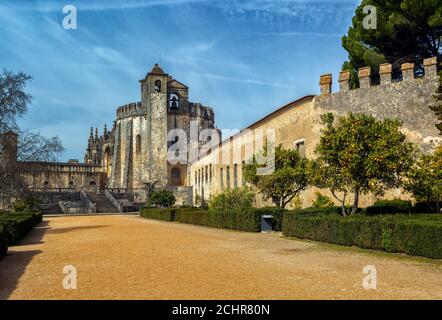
(0, 212), (43, 258)
(176, 209), (261, 232)
(283, 212), (442, 259)
(366, 199), (439, 215)
(140, 208), (262, 232)
(139, 208), (177, 221)
(0, 224), (7, 257)
(366, 199), (412, 215)
(289, 206), (343, 216)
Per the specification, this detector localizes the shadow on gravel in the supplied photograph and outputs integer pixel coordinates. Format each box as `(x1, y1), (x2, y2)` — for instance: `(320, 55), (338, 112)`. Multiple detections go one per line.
(0, 220), (49, 299)
(47, 225), (109, 234)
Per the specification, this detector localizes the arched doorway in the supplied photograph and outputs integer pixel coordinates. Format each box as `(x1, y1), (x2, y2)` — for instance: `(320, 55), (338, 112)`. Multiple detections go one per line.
(88, 180), (97, 192)
(170, 167), (182, 186)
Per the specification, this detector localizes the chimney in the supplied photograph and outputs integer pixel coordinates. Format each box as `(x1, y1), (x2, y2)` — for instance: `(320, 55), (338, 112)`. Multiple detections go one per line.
(338, 70), (351, 92)
(424, 57), (438, 78)
(401, 62), (414, 80)
(379, 63), (392, 85)
(358, 67), (371, 88)
(319, 74), (332, 95)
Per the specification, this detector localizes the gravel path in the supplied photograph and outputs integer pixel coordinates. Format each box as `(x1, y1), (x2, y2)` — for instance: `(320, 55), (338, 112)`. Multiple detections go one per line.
(1, 215), (441, 300)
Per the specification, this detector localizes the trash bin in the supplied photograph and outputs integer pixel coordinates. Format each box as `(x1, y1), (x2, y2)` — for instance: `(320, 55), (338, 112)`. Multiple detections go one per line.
(261, 215), (274, 232)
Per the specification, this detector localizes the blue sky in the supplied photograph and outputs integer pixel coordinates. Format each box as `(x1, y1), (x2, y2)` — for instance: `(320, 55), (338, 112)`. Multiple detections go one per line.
(0, 0), (359, 161)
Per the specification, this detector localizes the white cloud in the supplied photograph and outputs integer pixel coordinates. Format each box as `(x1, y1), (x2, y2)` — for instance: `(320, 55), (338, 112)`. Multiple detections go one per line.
(191, 72), (298, 89)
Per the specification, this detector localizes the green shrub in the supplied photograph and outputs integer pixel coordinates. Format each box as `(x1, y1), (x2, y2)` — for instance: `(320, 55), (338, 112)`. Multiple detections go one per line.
(289, 206), (343, 216)
(0, 224), (7, 258)
(12, 195), (41, 213)
(140, 207), (261, 232)
(312, 192), (334, 208)
(139, 208), (177, 221)
(0, 212), (42, 245)
(412, 202), (440, 214)
(404, 147), (442, 213)
(149, 190), (176, 208)
(366, 199), (412, 215)
(282, 213), (442, 259)
(0, 212), (42, 257)
(176, 209), (261, 232)
(194, 195), (208, 210)
(208, 187), (254, 212)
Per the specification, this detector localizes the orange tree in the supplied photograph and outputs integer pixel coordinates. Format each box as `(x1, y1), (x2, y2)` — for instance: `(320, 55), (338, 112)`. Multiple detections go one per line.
(309, 112), (415, 216)
(405, 147), (442, 213)
(243, 145), (309, 209)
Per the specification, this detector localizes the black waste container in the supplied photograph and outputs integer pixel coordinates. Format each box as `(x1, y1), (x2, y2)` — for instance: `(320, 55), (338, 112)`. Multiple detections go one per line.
(260, 215), (274, 232)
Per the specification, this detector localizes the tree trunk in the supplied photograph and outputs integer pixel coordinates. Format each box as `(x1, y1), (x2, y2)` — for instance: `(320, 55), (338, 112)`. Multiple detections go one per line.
(427, 196), (435, 213)
(331, 190), (347, 216)
(351, 189), (359, 215)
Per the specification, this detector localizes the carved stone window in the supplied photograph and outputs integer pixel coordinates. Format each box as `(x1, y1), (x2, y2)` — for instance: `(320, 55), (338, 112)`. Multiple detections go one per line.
(154, 80), (161, 92)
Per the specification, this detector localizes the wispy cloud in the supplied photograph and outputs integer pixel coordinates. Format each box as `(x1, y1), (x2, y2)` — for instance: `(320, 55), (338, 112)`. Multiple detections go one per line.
(0, 0), (356, 160)
(191, 72), (298, 89)
(253, 31), (342, 37)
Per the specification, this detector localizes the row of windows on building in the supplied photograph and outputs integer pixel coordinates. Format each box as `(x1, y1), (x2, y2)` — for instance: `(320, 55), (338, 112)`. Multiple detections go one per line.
(38, 180), (97, 188)
(193, 139), (306, 191)
(194, 162), (244, 190)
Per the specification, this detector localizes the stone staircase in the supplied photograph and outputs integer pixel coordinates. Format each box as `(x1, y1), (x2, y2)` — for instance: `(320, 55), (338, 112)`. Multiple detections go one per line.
(86, 192), (119, 213)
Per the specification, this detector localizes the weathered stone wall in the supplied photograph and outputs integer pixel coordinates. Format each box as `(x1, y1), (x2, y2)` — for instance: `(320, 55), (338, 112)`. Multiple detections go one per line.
(190, 97), (319, 206)
(190, 58), (440, 208)
(109, 65), (218, 203)
(19, 162), (106, 190)
(315, 58), (441, 152)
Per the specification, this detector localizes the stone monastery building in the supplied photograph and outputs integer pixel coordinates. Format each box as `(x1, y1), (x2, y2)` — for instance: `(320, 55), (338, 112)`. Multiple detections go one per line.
(6, 58), (441, 209)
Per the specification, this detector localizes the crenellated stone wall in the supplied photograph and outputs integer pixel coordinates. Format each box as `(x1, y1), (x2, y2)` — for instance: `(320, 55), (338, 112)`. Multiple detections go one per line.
(190, 57), (440, 208)
(315, 57), (441, 152)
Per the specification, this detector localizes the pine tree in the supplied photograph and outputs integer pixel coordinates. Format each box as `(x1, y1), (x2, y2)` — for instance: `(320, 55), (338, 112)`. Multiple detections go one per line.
(343, 0), (442, 83)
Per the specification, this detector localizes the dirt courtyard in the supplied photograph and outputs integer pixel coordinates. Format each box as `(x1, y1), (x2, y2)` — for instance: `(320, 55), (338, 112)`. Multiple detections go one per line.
(0, 215), (441, 300)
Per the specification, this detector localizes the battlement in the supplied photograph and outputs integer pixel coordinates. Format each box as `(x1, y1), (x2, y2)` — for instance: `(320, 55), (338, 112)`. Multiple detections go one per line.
(116, 102), (144, 119)
(190, 102), (215, 120)
(319, 57), (438, 95)
(315, 56), (439, 145)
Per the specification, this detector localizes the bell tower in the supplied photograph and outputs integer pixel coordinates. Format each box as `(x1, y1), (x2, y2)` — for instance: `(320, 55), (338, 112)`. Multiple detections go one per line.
(140, 64), (169, 186)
